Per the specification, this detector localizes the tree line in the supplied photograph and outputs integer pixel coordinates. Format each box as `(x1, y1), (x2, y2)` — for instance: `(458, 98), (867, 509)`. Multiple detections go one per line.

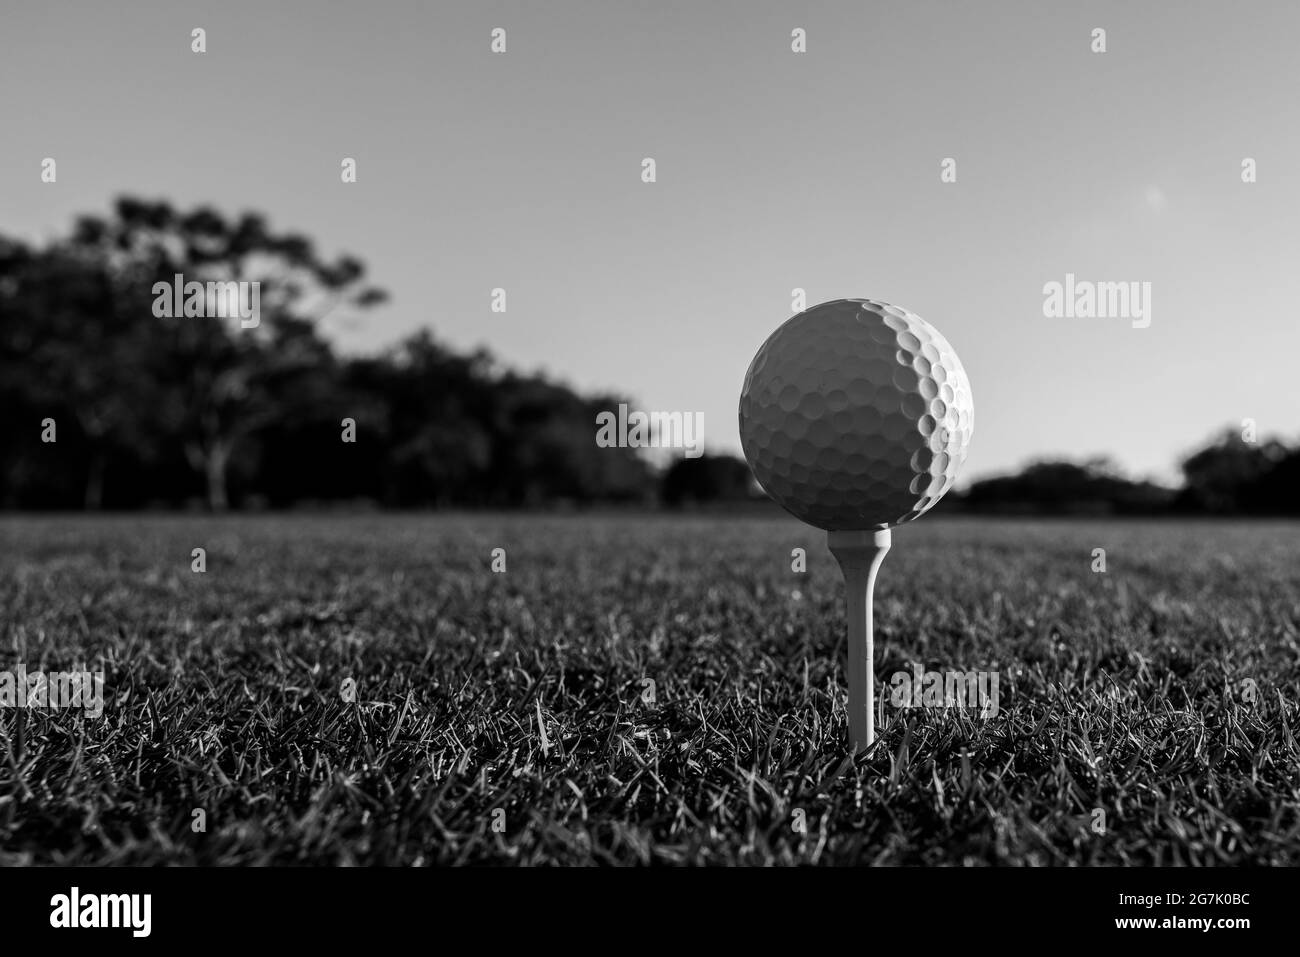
(0, 198), (653, 510)
(3, 198), (1295, 515)
(665, 435), (1300, 517)
(957, 439), (1300, 516)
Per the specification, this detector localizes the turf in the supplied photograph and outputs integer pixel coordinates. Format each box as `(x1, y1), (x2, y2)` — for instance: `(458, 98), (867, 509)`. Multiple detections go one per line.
(1, 513), (1298, 865)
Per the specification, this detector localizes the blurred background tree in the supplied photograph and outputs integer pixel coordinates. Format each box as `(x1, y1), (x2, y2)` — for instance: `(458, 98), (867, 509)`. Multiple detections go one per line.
(661, 454), (756, 507)
(0, 197), (656, 510)
(960, 459), (1176, 515)
(1176, 427), (1290, 514)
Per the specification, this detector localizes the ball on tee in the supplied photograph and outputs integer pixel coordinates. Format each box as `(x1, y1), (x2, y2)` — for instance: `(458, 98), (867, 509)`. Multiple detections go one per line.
(738, 298), (974, 531)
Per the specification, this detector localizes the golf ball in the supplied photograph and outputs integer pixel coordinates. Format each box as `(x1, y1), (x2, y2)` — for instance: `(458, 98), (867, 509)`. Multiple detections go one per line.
(738, 299), (973, 531)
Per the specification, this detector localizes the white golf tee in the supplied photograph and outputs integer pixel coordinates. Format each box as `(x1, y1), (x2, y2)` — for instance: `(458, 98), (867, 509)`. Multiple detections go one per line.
(827, 528), (892, 752)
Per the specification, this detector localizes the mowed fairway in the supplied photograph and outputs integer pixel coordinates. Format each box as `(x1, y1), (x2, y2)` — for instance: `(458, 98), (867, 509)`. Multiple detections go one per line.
(1, 514), (1298, 865)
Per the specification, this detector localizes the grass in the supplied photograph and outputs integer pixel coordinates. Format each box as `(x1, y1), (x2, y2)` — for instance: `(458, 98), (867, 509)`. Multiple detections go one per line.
(1, 513), (1298, 865)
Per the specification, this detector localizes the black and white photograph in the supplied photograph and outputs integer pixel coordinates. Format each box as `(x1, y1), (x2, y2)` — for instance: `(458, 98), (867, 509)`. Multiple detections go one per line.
(0, 0), (1293, 939)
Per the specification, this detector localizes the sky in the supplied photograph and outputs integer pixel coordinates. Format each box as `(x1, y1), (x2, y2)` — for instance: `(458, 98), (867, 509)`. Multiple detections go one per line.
(3, 0), (1298, 485)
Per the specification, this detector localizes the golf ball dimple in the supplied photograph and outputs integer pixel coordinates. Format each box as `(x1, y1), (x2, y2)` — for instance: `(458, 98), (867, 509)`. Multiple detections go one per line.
(738, 298), (974, 531)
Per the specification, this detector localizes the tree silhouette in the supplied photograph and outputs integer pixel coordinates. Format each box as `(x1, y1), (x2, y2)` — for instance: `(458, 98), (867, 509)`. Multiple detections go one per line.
(67, 199), (386, 509)
(1179, 427), (1288, 514)
(662, 454), (755, 506)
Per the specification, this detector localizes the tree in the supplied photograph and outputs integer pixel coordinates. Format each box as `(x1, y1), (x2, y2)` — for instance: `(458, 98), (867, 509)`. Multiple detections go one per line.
(66, 198), (386, 510)
(379, 331), (496, 506)
(1179, 427), (1288, 514)
(662, 454), (755, 506)
(1246, 448), (1300, 515)
(962, 459), (1174, 514)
